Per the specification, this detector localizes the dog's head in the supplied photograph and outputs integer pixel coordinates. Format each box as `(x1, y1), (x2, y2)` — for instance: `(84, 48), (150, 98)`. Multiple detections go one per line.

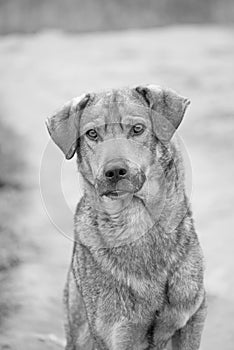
(46, 85), (190, 212)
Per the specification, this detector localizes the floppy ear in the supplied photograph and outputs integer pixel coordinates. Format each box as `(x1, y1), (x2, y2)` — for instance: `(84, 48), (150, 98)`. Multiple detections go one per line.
(45, 93), (91, 159)
(135, 84), (190, 142)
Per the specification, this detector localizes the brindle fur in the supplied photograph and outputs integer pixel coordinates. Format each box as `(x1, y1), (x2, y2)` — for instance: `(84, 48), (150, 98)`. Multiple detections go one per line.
(46, 85), (207, 350)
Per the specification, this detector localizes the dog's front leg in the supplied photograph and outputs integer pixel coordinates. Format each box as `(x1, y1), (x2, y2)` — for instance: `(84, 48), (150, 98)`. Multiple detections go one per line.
(171, 296), (207, 350)
(150, 321), (176, 350)
(64, 267), (95, 350)
(151, 295), (207, 350)
(104, 320), (150, 350)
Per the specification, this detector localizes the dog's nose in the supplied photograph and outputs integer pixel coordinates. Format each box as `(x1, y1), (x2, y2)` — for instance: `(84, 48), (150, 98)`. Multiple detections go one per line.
(104, 162), (128, 182)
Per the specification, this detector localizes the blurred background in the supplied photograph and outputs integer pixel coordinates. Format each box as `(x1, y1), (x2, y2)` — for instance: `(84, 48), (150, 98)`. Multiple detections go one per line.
(0, 1), (234, 349)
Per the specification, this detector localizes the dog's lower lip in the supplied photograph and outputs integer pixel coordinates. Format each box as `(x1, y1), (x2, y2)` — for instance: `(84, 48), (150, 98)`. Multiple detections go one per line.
(102, 190), (131, 198)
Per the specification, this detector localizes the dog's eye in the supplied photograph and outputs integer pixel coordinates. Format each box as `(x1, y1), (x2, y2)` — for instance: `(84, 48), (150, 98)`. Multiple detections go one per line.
(86, 129), (98, 140)
(131, 123), (145, 136)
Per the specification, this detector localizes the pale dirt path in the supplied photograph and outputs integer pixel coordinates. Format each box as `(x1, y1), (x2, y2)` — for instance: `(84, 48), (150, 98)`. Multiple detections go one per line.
(0, 26), (234, 349)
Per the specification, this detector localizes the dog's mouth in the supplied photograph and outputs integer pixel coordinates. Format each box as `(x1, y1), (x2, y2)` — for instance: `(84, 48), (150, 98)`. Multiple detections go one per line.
(102, 189), (133, 200)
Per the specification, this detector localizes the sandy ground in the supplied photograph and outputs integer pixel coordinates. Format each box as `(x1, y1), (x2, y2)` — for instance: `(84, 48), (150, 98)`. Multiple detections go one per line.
(0, 25), (234, 349)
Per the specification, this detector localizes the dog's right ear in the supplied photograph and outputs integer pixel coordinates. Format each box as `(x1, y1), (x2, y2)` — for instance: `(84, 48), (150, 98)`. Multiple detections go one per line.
(135, 85), (190, 142)
(45, 93), (91, 159)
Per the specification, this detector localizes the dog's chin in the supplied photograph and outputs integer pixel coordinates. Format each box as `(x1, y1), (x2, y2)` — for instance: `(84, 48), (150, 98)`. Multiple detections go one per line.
(98, 190), (133, 214)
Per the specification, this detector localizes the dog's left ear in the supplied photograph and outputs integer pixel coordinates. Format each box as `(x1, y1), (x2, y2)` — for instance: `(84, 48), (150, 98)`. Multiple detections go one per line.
(135, 85), (190, 142)
(46, 93), (91, 159)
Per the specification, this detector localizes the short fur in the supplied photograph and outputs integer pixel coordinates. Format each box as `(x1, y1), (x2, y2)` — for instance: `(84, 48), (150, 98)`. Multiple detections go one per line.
(46, 85), (207, 350)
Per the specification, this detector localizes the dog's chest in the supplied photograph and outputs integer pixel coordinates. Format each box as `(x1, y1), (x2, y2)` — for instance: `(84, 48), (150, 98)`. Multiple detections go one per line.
(74, 244), (167, 349)
(93, 274), (165, 349)
(99, 272), (164, 318)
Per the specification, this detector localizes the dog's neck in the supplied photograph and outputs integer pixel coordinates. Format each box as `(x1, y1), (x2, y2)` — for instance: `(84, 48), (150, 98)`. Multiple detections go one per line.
(76, 179), (151, 247)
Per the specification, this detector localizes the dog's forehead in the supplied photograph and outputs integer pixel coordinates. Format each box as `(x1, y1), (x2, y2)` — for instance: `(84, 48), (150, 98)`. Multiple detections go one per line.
(80, 88), (150, 131)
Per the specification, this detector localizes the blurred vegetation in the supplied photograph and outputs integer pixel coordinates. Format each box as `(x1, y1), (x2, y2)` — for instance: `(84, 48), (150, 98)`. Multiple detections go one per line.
(0, 118), (26, 271)
(0, 121), (25, 190)
(0, 0), (234, 34)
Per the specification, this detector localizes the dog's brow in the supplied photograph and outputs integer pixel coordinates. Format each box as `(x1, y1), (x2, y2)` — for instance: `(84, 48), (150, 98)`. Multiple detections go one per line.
(122, 116), (151, 128)
(82, 122), (96, 133)
(80, 113), (106, 132)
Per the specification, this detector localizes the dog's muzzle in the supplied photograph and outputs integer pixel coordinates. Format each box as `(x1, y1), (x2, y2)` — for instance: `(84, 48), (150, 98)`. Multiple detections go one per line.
(95, 158), (146, 199)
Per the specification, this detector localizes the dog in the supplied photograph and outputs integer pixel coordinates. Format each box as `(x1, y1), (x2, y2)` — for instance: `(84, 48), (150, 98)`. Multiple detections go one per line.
(46, 85), (207, 350)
